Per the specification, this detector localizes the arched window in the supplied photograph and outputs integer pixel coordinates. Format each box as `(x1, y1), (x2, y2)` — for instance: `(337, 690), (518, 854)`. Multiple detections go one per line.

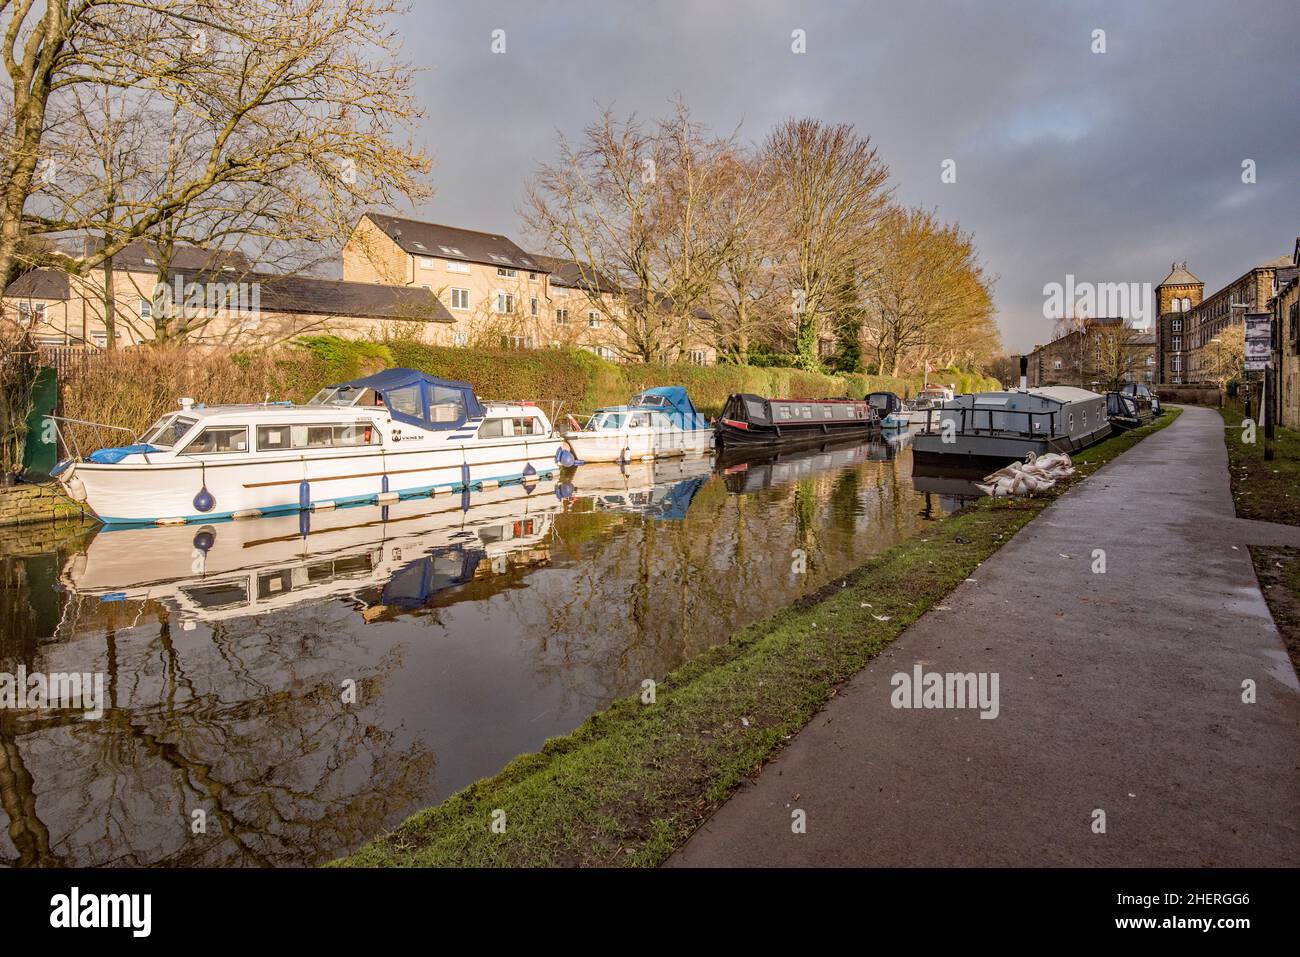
(1181, 297), (1191, 312)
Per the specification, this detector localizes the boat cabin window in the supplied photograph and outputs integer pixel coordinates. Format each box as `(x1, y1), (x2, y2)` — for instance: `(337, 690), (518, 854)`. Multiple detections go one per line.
(628, 412), (652, 429)
(478, 415), (544, 439)
(256, 421), (380, 451)
(585, 411), (625, 431)
(182, 425), (248, 454)
(427, 386), (467, 424)
(632, 393), (670, 408)
(821, 405), (834, 419)
(142, 414), (197, 449)
(386, 384), (423, 419)
(744, 398), (766, 420)
(309, 384), (378, 407)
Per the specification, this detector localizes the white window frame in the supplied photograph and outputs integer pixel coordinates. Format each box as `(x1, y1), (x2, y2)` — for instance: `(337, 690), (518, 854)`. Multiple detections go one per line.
(495, 292), (515, 314)
(447, 261), (470, 274)
(450, 288), (470, 311)
(497, 266), (517, 278)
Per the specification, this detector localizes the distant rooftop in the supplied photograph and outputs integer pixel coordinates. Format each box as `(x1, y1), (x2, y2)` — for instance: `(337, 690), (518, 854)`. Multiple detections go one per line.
(363, 213), (544, 272)
(1158, 261), (1202, 287)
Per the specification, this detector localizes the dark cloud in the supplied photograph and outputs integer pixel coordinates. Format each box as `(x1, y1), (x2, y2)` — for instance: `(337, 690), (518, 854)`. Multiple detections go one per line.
(398, 0), (1300, 352)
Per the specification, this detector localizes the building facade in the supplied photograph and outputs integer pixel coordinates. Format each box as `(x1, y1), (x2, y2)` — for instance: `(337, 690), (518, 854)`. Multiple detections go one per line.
(3, 213), (720, 364)
(1272, 240), (1300, 430)
(342, 213), (717, 363)
(1154, 256), (1291, 384)
(3, 240), (450, 347)
(1153, 262), (1204, 385)
(1026, 318), (1155, 388)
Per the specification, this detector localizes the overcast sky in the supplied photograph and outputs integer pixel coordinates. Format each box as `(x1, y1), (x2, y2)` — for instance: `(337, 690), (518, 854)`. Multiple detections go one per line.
(393, 0), (1300, 353)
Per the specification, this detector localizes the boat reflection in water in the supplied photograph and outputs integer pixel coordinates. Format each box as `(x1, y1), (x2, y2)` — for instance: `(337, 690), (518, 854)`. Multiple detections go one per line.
(61, 480), (563, 627)
(556, 456), (714, 520)
(909, 462), (989, 517)
(6, 435), (958, 867)
(716, 436), (895, 493)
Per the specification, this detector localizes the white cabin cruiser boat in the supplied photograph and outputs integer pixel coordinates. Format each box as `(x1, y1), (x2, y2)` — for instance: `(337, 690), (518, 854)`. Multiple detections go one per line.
(561, 387), (714, 463)
(52, 368), (562, 526)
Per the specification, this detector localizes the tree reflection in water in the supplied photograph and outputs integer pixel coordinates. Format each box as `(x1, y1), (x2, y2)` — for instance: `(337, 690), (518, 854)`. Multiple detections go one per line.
(1, 440), (948, 866)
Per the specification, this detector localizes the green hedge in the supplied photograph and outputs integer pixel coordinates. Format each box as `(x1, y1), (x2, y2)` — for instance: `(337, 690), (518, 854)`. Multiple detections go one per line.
(294, 336), (999, 418)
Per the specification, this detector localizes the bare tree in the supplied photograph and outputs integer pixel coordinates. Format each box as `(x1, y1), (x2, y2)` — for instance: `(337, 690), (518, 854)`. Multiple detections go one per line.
(701, 147), (786, 362)
(760, 118), (891, 371)
(1087, 320), (1144, 390)
(524, 99), (738, 363)
(2, 0), (431, 323)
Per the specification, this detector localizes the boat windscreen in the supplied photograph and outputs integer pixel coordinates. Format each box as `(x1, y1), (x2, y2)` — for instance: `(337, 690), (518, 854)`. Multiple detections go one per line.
(309, 384), (374, 407)
(142, 414), (197, 448)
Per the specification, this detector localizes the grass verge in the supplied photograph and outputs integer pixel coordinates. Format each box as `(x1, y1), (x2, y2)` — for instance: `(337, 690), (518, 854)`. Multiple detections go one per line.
(333, 409), (1182, 867)
(1219, 400), (1300, 526)
(1249, 546), (1300, 678)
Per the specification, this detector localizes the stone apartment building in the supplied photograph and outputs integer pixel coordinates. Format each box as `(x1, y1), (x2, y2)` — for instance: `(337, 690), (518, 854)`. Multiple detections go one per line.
(1154, 255), (1291, 384)
(342, 213), (717, 363)
(2, 239), (449, 347)
(1272, 239), (1299, 429)
(1026, 318), (1156, 388)
(3, 212), (719, 364)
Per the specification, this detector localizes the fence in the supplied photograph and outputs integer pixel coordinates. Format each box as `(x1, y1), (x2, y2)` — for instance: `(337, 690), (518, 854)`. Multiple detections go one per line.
(37, 345), (106, 384)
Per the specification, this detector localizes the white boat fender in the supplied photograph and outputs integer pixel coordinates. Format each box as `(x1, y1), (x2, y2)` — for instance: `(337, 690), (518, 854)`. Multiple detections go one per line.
(65, 475), (87, 502)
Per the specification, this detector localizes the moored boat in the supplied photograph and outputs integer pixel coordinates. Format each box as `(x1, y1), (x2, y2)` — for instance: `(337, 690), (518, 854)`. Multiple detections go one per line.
(911, 386), (1111, 471)
(1106, 389), (1155, 431)
(717, 393), (877, 447)
(51, 368), (562, 525)
(561, 386), (714, 463)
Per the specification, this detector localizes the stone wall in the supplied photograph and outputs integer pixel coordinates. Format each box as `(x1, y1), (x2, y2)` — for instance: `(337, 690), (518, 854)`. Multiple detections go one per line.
(0, 482), (92, 528)
(1154, 384), (1221, 406)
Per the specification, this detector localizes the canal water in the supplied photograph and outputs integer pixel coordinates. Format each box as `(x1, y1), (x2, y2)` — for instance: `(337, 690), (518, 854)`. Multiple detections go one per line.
(0, 436), (968, 866)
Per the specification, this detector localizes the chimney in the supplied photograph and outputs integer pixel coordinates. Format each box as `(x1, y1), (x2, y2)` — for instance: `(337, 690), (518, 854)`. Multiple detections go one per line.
(1018, 355), (1028, 391)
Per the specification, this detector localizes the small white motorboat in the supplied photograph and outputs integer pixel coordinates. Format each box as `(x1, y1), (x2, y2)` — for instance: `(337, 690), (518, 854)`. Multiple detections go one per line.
(561, 387), (714, 464)
(51, 368), (563, 525)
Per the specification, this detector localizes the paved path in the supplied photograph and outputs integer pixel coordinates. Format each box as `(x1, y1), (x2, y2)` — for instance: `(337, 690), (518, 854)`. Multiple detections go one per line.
(669, 407), (1300, 866)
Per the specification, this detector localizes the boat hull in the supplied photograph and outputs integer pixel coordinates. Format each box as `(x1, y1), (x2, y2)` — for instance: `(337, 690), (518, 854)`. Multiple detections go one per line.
(911, 424), (1111, 471)
(716, 419), (876, 448)
(61, 437), (563, 525)
(563, 427), (714, 463)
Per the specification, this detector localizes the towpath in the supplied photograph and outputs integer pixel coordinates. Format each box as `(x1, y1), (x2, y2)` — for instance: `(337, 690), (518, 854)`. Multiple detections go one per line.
(669, 406), (1300, 866)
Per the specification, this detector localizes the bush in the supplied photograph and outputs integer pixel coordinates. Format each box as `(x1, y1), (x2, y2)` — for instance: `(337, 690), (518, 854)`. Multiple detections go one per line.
(54, 338), (1004, 455)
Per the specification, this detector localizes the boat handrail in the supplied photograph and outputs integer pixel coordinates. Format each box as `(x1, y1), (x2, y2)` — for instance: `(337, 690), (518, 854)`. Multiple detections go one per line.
(42, 414), (140, 462)
(922, 406), (1060, 438)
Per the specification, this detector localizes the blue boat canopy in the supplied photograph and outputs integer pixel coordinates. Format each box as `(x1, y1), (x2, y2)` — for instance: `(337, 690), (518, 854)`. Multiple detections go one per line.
(628, 386), (708, 430)
(312, 367), (485, 431)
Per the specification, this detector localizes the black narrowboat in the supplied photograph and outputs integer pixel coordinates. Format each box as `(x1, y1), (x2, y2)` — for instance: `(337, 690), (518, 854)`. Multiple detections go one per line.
(717, 393), (878, 447)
